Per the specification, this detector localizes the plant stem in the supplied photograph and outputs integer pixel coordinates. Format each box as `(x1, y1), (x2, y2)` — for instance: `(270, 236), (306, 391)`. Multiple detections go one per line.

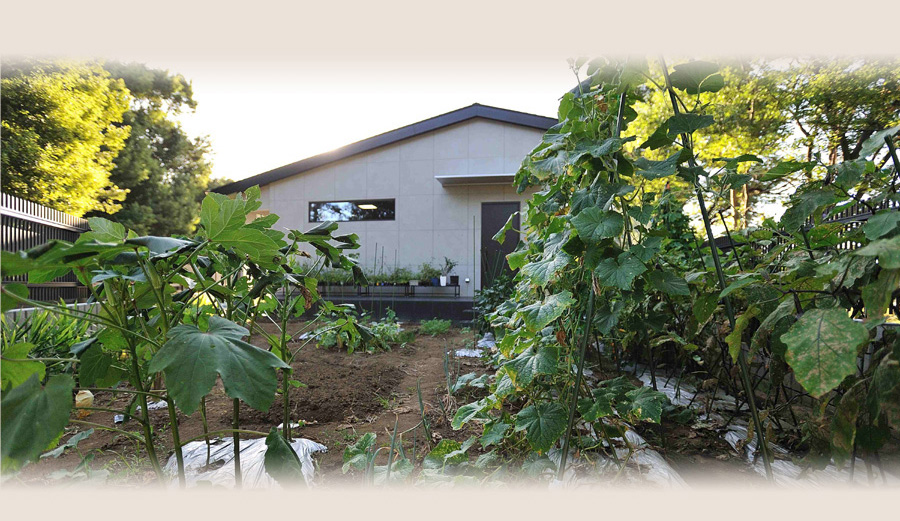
(280, 287), (292, 441)
(232, 398), (242, 488)
(717, 210), (744, 271)
(557, 286), (595, 481)
(885, 135), (900, 190)
(200, 396), (212, 466)
(166, 397), (186, 487)
(659, 56), (773, 482)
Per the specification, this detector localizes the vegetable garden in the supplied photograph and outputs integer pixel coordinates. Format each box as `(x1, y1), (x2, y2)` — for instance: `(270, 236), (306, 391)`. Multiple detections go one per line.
(2, 56), (900, 488)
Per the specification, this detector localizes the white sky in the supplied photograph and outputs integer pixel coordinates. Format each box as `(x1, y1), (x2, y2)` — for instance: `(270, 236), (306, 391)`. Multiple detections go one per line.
(145, 60), (576, 182)
(2, 0), (893, 187)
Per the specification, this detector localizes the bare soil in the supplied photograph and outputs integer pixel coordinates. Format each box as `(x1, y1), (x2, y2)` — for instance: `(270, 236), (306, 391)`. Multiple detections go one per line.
(15, 324), (770, 487)
(16, 324), (487, 486)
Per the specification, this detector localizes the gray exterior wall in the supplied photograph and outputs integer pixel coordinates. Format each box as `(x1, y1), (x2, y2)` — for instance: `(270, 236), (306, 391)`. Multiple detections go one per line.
(256, 117), (544, 297)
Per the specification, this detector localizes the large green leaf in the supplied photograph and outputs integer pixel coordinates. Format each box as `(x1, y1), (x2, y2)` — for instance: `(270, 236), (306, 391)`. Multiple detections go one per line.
(634, 151), (684, 180)
(491, 212), (519, 245)
(423, 439), (468, 469)
(781, 309), (869, 398)
(717, 154), (764, 171)
(570, 137), (633, 162)
(199, 190), (284, 266)
(666, 113), (715, 137)
(342, 432), (376, 473)
(863, 210), (900, 240)
(148, 316), (290, 414)
(514, 402), (567, 453)
(519, 291), (575, 330)
(531, 151), (569, 180)
(648, 270), (690, 296)
(577, 391), (614, 422)
(505, 345), (559, 386)
(725, 306), (759, 363)
(861, 269), (900, 320)
(264, 427), (305, 485)
(1, 282), (28, 312)
(79, 344), (124, 388)
(595, 252), (646, 290)
(451, 395), (496, 429)
(571, 207), (624, 244)
(594, 300), (624, 335)
(719, 275), (761, 299)
(1, 374), (74, 471)
(855, 236), (900, 269)
(858, 124), (900, 159)
(780, 189), (838, 231)
(668, 61), (724, 94)
(480, 422), (510, 449)
(750, 299), (796, 356)
(0, 343), (45, 390)
(200, 192), (249, 239)
(520, 252), (572, 287)
(83, 217), (126, 243)
(760, 160), (816, 181)
(125, 236), (195, 257)
(625, 387), (669, 423)
(868, 356), (900, 428)
(639, 121), (673, 150)
(506, 250), (528, 270)
(693, 293), (719, 324)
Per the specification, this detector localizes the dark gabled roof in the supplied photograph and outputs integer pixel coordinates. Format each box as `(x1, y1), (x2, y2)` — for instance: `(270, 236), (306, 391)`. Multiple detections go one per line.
(212, 103), (557, 194)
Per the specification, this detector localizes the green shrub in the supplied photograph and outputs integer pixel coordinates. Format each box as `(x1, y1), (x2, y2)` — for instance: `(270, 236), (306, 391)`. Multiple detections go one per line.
(473, 270), (516, 334)
(1, 308), (92, 359)
(313, 308), (414, 353)
(420, 318), (451, 336)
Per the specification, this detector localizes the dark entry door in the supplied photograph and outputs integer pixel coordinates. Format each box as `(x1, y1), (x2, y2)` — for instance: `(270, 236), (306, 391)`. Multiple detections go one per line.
(481, 202), (520, 289)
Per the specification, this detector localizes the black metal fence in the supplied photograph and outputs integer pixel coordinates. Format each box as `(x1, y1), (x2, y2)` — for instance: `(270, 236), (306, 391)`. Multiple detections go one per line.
(1, 193), (90, 303)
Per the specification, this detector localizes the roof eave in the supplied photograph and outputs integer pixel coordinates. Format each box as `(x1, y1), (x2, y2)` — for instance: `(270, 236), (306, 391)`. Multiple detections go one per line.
(212, 103), (557, 194)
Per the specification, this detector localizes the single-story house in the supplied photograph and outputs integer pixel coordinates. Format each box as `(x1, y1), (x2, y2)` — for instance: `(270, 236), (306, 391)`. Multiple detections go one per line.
(213, 103), (556, 299)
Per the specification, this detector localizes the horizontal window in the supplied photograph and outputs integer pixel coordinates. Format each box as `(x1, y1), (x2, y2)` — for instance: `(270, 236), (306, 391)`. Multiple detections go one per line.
(308, 199), (395, 222)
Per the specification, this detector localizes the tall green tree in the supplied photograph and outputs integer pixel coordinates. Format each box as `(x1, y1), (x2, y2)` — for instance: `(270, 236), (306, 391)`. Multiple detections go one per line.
(1, 60), (131, 216)
(629, 57), (900, 229)
(92, 62), (213, 236)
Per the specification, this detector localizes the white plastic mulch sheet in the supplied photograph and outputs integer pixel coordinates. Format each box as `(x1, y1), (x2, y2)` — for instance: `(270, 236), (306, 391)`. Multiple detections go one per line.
(546, 424), (688, 488)
(633, 369), (899, 486)
(163, 436), (327, 488)
(455, 332), (496, 357)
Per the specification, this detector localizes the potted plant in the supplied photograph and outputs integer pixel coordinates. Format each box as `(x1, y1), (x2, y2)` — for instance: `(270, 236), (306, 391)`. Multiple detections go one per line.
(419, 262), (441, 287)
(392, 267), (413, 286)
(440, 257), (457, 287)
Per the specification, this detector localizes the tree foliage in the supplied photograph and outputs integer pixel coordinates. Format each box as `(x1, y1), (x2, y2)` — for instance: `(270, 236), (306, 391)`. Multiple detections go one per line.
(1, 60), (214, 233)
(629, 57), (900, 229)
(1, 60), (131, 215)
(92, 62), (213, 236)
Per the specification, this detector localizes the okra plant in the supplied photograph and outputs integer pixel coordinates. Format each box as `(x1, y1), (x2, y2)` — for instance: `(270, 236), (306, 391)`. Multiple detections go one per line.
(1, 186), (364, 486)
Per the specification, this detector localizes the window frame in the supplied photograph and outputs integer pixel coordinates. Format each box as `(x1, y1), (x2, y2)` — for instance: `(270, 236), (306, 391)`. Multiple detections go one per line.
(307, 198), (396, 223)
